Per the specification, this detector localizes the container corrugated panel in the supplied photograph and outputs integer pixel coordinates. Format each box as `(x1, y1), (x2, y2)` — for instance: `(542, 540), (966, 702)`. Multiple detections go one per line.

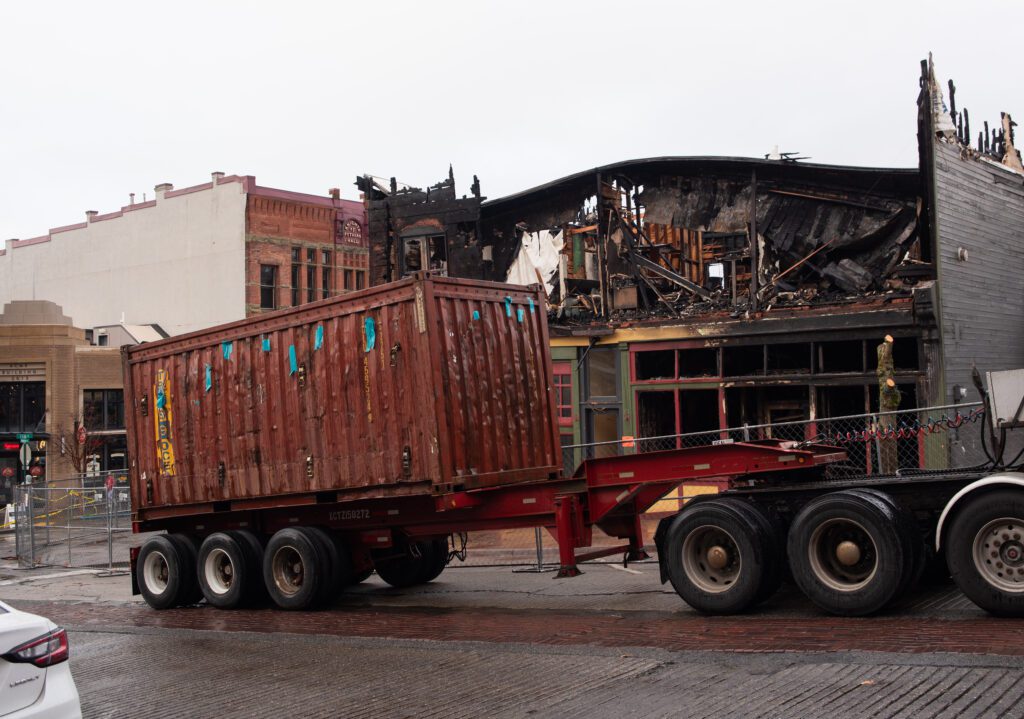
(123, 276), (562, 518)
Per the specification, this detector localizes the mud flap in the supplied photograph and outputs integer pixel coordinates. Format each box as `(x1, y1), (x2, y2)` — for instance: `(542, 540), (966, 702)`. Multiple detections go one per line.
(653, 516), (672, 584)
(129, 545), (140, 595)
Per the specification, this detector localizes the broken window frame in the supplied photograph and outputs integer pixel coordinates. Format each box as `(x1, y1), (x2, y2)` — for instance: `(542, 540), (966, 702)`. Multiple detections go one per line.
(399, 232), (448, 277)
(552, 361), (573, 427)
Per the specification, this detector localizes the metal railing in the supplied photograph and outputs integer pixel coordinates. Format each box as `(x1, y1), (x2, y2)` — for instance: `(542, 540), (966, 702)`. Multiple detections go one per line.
(11, 470), (132, 570)
(6, 403), (997, 570)
(561, 402), (990, 479)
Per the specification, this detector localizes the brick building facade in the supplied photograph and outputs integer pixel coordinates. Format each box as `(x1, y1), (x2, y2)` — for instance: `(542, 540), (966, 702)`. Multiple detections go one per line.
(1, 174), (368, 337)
(245, 187), (369, 316)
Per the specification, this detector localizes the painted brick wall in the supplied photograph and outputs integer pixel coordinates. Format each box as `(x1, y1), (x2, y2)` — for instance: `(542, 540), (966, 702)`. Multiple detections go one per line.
(245, 197), (369, 316)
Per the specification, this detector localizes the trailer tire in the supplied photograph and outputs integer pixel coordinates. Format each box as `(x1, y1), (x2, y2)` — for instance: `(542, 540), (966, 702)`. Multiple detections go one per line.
(227, 530), (267, 605)
(420, 539), (449, 584)
(137, 535), (190, 610)
(305, 527), (353, 606)
(788, 491), (906, 616)
(728, 501), (785, 605)
(663, 499), (770, 614)
(946, 489), (1024, 617)
(264, 528), (325, 610)
(197, 533), (250, 609)
(374, 539), (438, 588)
(844, 488), (924, 599)
(167, 534), (203, 606)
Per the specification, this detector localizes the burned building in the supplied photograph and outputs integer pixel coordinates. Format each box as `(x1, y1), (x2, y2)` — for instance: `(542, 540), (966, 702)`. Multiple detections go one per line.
(360, 56), (1023, 468)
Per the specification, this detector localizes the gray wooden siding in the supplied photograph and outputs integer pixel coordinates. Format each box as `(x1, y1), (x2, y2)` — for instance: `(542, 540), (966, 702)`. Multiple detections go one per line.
(934, 142), (1024, 407)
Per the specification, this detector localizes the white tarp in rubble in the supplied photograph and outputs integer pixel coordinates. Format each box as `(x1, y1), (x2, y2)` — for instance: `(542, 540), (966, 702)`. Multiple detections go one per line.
(505, 229), (563, 296)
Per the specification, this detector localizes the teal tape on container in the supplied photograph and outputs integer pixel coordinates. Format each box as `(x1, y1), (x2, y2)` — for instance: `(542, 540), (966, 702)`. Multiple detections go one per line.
(314, 325), (324, 350)
(262, 336), (271, 352)
(504, 296), (512, 317)
(288, 345), (297, 375)
(528, 297), (535, 314)
(222, 341), (233, 361)
(472, 310), (480, 321)
(364, 317), (375, 353)
(156, 383), (167, 409)
(204, 364), (212, 392)
(516, 308), (524, 323)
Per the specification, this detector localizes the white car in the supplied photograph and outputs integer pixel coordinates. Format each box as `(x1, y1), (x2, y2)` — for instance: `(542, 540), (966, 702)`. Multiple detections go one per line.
(0, 600), (82, 718)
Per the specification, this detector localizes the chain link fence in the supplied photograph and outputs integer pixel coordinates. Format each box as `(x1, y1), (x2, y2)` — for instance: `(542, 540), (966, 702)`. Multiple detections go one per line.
(5, 403), (998, 570)
(561, 402), (989, 479)
(10, 470), (133, 570)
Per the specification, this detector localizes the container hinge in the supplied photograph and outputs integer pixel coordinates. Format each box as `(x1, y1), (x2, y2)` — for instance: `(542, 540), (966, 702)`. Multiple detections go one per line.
(296, 364), (307, 388)
(217, 461), (226, 487)
(145, 478), (153, 504)
(390, 342), (401, 366)
(306, 455), (314, 479)
(139, 395), (149, 417)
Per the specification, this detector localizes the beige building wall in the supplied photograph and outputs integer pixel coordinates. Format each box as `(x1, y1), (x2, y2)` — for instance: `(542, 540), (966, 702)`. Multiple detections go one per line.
(0, 302), (122, 481)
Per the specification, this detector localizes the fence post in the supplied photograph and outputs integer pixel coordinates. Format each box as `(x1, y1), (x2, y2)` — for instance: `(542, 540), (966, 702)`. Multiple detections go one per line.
(28, 486), (35, 569)
(872, 414), (883, 475)
(106, 486), (114, 573)
(742, 423), (750, 442)
(14, 486), (21, 567)
(67, 490), (73, 568)
(533, 526), (544, 571)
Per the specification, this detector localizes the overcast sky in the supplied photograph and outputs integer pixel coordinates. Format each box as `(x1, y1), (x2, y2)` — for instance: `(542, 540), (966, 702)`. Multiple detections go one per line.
(1, 1), (1021, 240)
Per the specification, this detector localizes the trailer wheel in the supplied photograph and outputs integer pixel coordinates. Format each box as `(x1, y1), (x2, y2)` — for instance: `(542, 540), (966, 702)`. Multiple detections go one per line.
(228, 530), (267, 604)
(305, 527), (353, 606)
(788, 491), (906, 616)
(263, 528), (325, 610)
(728, 501), (785, 605)
(845, 488), (924, 598)
(167, 534), (203, 606)
(663, 500), (770, 614)
(197, 533), (250, 609)
(374, 539), (440, 588)
(137, 536), (191, 610)
(946, 489), (1024, 617)
(420, 539), (450, 584)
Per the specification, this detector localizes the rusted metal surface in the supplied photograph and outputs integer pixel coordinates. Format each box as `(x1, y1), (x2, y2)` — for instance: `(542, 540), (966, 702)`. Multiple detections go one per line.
(124, 276), (561, 521)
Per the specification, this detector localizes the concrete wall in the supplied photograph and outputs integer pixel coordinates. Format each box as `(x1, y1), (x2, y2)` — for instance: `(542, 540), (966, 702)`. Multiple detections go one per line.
(0, 179), (248, 336)
(933, 142), (1024, 404)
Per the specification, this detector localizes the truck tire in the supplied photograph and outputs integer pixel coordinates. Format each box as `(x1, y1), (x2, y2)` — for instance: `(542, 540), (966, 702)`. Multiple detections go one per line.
(137, 535), (190, 610)
(845, 488), (924, 598)
(788, 490), (906, 616)
(374, 539), (438, 588)
(197, 533), (250, 609)
(228, 530), (267, 604)
(663, 499), (771, 614)
(420, 539), (449, 584)
(946, 489), (1024, 617)
(263, 528), (325, 610)
(729, 501), (785, 605)
(167, 533), (203, 605)
(305, 527), (353, 606)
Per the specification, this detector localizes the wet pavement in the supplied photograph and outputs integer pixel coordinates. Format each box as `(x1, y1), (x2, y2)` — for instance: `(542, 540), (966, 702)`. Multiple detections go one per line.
(2, 537), (1023, 718)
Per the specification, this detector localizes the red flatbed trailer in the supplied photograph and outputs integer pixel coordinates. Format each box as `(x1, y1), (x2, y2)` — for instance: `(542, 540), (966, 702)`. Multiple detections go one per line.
(126, 276), (1024, 618)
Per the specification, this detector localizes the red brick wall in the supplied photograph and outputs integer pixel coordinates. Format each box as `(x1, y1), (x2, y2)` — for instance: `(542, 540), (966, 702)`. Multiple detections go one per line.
(244, 196), (369, 316)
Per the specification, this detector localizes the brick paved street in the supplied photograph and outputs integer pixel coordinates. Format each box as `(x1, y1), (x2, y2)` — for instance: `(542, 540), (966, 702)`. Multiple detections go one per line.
(2, 558), (1023, 717)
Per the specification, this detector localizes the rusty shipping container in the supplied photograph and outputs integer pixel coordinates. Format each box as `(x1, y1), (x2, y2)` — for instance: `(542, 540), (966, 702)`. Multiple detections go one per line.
(123, 276), (562, 521)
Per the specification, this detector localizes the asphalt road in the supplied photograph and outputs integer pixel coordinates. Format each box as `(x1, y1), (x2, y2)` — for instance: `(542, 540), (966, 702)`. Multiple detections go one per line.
(2, 561), (1022, 718)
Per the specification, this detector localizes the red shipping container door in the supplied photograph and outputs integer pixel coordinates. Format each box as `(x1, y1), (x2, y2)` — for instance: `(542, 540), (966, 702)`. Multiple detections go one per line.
(123, 277), (561, 518)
